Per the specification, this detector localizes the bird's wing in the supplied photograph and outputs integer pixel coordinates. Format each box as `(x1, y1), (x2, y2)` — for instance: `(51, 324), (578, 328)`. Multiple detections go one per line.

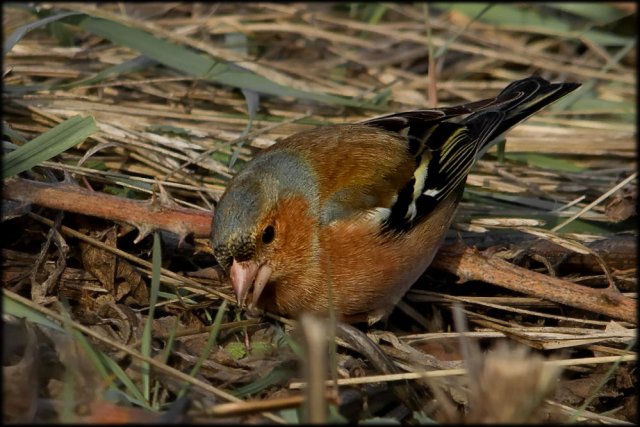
(279, 76), (579, 232)
(364, 108), (505, 232)
(362, 76), (579, 232)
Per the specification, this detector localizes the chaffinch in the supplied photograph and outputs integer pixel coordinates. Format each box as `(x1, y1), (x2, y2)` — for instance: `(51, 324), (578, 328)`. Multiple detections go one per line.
(211, 76), (580, 324)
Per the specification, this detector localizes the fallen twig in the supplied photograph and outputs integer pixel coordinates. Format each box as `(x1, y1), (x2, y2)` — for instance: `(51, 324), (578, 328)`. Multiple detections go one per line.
(431, 243), (637, 323)
(4, 177), (213, 239)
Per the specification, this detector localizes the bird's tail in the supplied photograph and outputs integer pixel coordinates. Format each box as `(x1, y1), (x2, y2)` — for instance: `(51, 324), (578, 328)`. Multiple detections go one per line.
(464, 76), (581, 157)
(379, 76), (580, 232)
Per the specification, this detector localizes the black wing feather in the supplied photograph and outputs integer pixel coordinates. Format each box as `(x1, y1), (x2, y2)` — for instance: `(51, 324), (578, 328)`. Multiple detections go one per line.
(360, 76), (580, 232)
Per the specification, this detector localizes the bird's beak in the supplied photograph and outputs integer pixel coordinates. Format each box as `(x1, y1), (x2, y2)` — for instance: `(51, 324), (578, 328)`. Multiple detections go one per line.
(229, 260), (272, 310)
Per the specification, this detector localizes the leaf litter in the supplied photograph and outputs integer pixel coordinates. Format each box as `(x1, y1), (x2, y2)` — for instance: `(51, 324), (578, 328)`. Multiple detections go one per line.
(2, 2), (636, 424)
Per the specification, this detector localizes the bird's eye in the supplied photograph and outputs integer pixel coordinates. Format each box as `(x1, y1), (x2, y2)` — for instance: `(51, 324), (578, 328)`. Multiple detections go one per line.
(261, 225), (275, 244)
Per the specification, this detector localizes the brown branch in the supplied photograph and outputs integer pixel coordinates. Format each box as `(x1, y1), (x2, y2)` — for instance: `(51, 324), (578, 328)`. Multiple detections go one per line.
(4, 178), (213, 238)
(7, 177), (633, 271)
(446, 232), (637, 272)
(6, 178), (636, 324)
(432, 243), (637, 324)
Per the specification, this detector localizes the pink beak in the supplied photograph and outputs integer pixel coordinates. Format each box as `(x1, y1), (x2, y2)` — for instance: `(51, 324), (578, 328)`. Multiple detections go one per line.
(229, 260), (273, 310)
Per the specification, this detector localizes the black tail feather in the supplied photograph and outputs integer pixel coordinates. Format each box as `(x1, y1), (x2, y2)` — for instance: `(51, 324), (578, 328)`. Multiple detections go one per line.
(373, 76), (581, 232)
(467, 77), (581, 153)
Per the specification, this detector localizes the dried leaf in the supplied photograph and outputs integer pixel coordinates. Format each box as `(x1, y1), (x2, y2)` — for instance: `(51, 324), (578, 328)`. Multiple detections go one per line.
(605, 187), (636, 222)
(2, 317), (38, 423)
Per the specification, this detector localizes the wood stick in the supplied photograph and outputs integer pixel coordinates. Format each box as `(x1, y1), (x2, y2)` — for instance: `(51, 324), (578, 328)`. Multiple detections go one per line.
(432, 243), (636, 323)
(4, 177), (213, 238)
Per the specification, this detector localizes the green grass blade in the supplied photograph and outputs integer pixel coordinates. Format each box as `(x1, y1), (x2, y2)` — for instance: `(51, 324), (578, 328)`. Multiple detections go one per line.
(66, 15), (383, 110)
(4, 291), (149, 409)
(3, 10), (82, 55)
(65, 56), (155, 89)
(367, 4), (389, 25)
(3, 123), (28, 144)
(178, 300), (228, 399)
(141, 232), (162, 402)
(504, 152), (587, 172)
(69, 327), (150, 408)
(152, 316), (180, 408)
(2, 115), (99, 178)
(2, 294), (64, 331)
(545, 3), (630, 24)
(101, 352), (150, 407)
(234, 363), (296, 397)
(568, 341), (636, 423)
(433, 3), (632, 47)
(432, 3), (569, 29)
(435, 3), (494, 58)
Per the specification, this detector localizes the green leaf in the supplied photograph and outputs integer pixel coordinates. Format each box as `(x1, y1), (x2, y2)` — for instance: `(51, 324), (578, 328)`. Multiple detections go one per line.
(361, 417), (402, 424)
(328, 405), (348, 423)
(48, 20), (75, 46)
(279, 408), (300, 424)
(581, 30), (634, 47)
(224, 341), (247, 360)
(64, 15), (384, 110)
(504, 152), (587, 173)
(367, 3), (388, 25)
(66, 56), (155, 89)
(141, 232), (162, 401)
(274, 323), (302, 356)
(545, 3), (630, 24)
(146, 124), (193, 137)
(2, 294), (63, 332)
(178, 300), (228, 398)
(3, 10), (82, 55)
(413, 410), (438, 423)
(433, 3), (633, 47)
(435, 3), (494, 58)
(101, 352), (149, 407)
(541, 215), (631, 235)
(152, 316), (179, 408)
(2, 124), (28, 144)
(569, 342), (636, 423)
(3, 292), (148, 407)
(552, 80), (633, 116)
(78, 159), (107, 171)
(72, 327), (149, 408)
(249, 340), (273, 357)
(234, 363), (297, 397)
(433, 3), (570, 29)
(2, 115), (99, 178)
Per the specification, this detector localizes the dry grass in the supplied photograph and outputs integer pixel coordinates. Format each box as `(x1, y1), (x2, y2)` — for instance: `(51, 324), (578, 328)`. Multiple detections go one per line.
(2, 2), (636, 424)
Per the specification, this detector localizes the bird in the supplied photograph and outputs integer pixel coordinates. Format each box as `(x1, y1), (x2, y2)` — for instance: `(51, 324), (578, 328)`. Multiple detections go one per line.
(210, 76), (580, 324)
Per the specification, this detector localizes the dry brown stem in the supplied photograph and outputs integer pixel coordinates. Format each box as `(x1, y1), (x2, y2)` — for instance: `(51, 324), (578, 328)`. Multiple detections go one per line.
(455, 233), (636, 272)
(6, 177), (635, 325)
(4, 177), (213, 239)
(432, 243), (637, 324)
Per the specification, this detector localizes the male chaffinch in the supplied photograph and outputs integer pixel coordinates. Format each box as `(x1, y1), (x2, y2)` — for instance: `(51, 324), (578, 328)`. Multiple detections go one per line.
(211, 76), (580, 324)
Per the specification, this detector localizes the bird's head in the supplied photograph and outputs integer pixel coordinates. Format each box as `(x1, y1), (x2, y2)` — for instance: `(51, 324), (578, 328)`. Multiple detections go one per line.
(211, 171), (280, 312)
(211, 150), (318, 312)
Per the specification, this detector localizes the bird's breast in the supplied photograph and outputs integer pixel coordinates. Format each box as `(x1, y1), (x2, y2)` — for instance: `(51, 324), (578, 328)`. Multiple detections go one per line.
(276, 192), (462, 320)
